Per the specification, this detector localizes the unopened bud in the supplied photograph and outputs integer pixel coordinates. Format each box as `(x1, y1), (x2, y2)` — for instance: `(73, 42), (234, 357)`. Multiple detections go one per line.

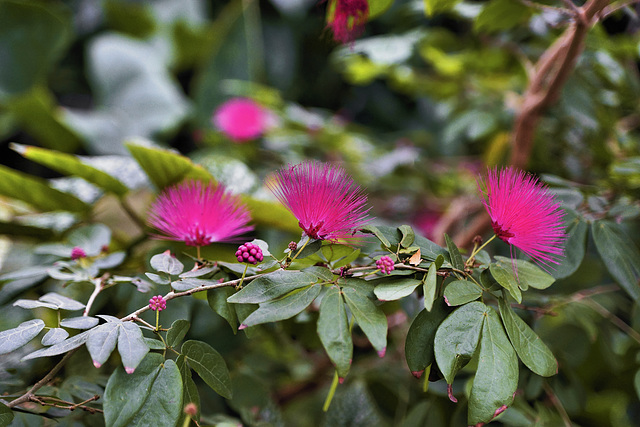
(184, 402), (198, 416)
(288, 241), (297, 252)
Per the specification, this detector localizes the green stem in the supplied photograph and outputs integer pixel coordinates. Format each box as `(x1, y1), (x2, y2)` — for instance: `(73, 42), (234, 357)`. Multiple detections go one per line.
(323, 371), (340, 412)
(155, 309), (160, 331)
(196, 246), (201, 261)
(237, 264), (249, 289)
(289, 238), (311, 263)
(422, 365), (431, 393)
(466, 234), (497, 266)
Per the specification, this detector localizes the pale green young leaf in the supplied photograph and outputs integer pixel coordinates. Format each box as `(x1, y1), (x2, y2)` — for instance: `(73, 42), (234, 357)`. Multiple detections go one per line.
(443, 280), (483, 306)
(423, 262), (438, 311)
(489, 263), (522, 303)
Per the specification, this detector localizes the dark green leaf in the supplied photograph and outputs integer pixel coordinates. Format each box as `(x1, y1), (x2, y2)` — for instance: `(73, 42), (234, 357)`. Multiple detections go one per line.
(22, 330), (90, 360)
(469, 307), (518, 425)
(591, 220), (640, 301)
(423, 262), (438, 311)
(499, 298), (556, 377)
(489, 263), (522, 303)
(360, 224), (400, 248)
(405, 300), (450, 375)
(444, 233), (464, 271)
(41, 327), (69, 346)
(145, 338), (165, 350)
(414, 234), (451, 266)
(323, 382), (384, 426)
(434, 301), (487, 383)
(118, 322), (149, 374)
(13, 144), (129, 195)
(342, 286), (387, 355)
(374, 278), (422, 301)
(177, 355), (201, 423)
(207, 287), (238, 334)
(635, 369), (640, 401)
(474, 0), (531, 33)
(424, 0), (463, 16)
(398, 225), (415, 248)
(303, 265), (334, 282)
(0, 401), (14, 427)
(166, 319), (190, 348)
(241, 285), (321, 327)
(60, 316), (99, 330)
(129, 359), (183, 426)
(318, 287), (352, 378)
(0, 164), (88, 212)
(150, 251), (184, 275)
(0, 319), (45, 355)
(494, 256), (555, 290)
(182, 340), (232, 399)
(444, 280), (483, 306)
(228, 270), (318, 304)
(127, 143), (211, 190)
(104, 353), (164, 427)
(552, 209), (587, 279)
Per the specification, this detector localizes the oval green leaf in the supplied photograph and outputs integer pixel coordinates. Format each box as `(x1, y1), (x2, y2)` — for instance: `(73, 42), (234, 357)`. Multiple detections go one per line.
(342, 286), (387, 355)
(228, 270), (318, 304)
(0, 319), (45, 355)
(444, 280), (482, 306)
(181, 340), (232, 399)
(374, 278), (422, 301)
(241, 285), (321, 327)
(405, 300), (450, 375)
(318, 287), (352, 378)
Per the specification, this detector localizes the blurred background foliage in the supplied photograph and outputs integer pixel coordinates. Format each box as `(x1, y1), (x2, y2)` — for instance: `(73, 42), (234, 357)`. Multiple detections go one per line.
(1, 0), (640, 426)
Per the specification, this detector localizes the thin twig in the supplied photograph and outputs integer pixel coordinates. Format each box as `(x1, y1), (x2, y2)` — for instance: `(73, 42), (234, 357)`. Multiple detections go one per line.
(580, 298), (640, 345)
(602, 0), (640, 17)
(543, 382), (572, 427)
(7, 350), (78, 409)
(511, 303), (558, 317)
(30, 394), (103, 414)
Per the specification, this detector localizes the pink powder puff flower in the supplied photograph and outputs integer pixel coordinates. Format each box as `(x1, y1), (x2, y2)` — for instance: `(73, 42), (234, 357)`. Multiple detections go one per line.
(327, 0), (369, 44)
(212, 98), (271, 142)
(267, 161), (371, 242)
(148, 181), (253, 247)
(478, 167), (566, 269)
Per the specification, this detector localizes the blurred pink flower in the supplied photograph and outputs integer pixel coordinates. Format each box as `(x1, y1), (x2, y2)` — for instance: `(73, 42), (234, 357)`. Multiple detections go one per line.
(268, 161), (371, 242)
(212, 98), (271, 142)
(148, 181), (253, 247)
(328, 0), (369, 44)
(478, 167), (565, 268)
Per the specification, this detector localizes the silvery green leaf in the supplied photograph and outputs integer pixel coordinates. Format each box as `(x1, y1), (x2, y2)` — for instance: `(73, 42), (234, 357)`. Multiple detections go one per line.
(150, 251), (184, 275)
(117, 322), (149, 373)
(0, 319), (46, 354)
(39, 292), (85, 311)
(145, 272), (170, 285)
(87, 322), (119, 368)
(94, 252), (126, 269)
(60, 316), (99, 330)
(13, 299), (58, 310)
(42, 328), (69, 346)
(97, 314), (121, 323)
(172, 278), (211, 291)
(179, 265), (217, 278)
(21, 330), (91, 361)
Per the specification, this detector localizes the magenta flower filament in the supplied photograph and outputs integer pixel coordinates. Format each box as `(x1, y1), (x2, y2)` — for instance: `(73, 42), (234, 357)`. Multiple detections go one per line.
(212, 98), (271, 142)
(148, 180), (253, 248)
(268, 161), (371, 243)
(478, 167), (566, 269)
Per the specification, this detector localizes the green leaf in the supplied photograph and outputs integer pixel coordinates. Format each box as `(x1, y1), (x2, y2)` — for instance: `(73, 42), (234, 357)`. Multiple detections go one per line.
(468, 307), (518, 425)
(172, 278), (211, 291)
(241, 197), (299, 234)
(368, 0), (394, 19)
(145, 338), (165, 350)
(207, 287), (238, 334)
(127, 143), (211, 190)
(444, 233), (464, 271)
(360, 224), (400, 248)
(342, 286), (387, 355)
(434, 301), (486, 384)
(424, 0), (462, 16)
(150, 251), (184, 275)
(591, 220), (640, 301)
(321, 244), (361, 269)
(552, 209), (587, 279)
(423, 262), (438, 311)
(118, 322), (150, 374)
(177, 355), (201, 423)
(405, 300), (450, 375)
(0, 401), (14, 427)
(166, 320), (190, 348)
(318, 287), (352, 378)
(104, 353), (164, 427)
(635, 369), (640, 401)
(444, 280), (483, 306)
(129, 359), (183, 426)
(241, 285), (321, 327)
(493, 256), (555, 290)
(0, 164), (89, 212)
(60, 316), (99, 330)
(303, 266), (334, 282)
(228, 270), (318, 304)
(181, 340), (232, 399)
(489, 263), (522, 303)
(474, 0), (531, 33)
(13, 144), (129, 195)
(0, 1), (70, 98)
(414, 234), (451, 265)
(374, 278), (422, 301)
(22, 330), (90, 360)
(498, 298), (556, 377)
(398, 225), (415, 248)
(41, 327), (69, 346)
(0, 319), (45, 355)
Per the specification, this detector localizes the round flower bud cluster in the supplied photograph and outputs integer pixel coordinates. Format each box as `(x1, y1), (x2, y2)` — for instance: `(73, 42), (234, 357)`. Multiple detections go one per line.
(288, 241), (298, 252)
(71, 246), (87, 260)
(149, 295), (167, 311)
(236, 242), (264, 265)
(376, 256), (395, 275)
